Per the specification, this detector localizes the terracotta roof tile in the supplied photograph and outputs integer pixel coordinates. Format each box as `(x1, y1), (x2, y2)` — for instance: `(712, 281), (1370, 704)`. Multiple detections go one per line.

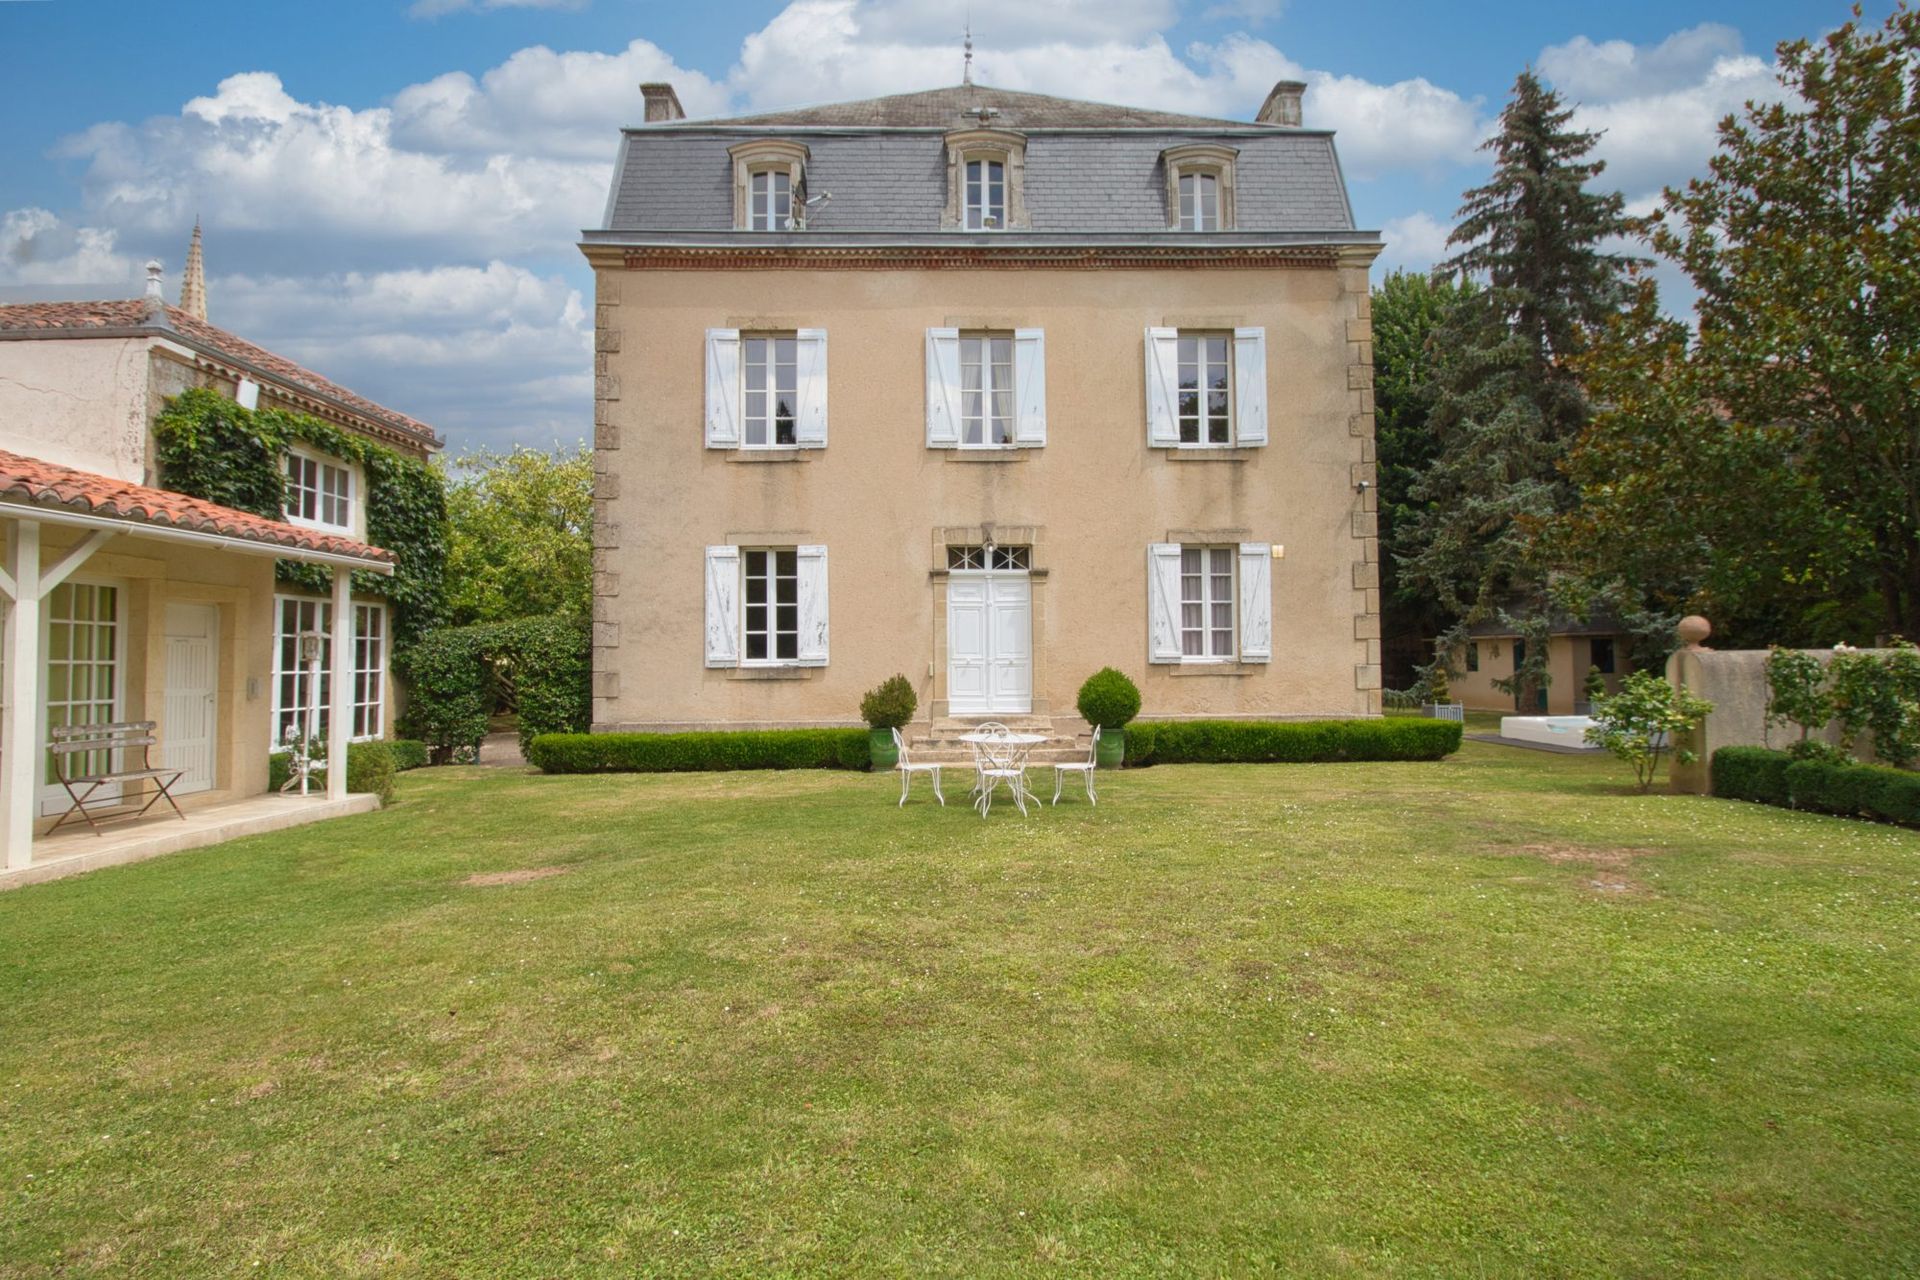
(0, 449), (394, 566)
(0, 299), (440, 449)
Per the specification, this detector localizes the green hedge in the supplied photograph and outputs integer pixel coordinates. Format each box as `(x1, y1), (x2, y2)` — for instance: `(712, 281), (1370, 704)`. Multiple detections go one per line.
(267, 739), (399, 804)
(1123, 718), (1462, 766)
(529, 729), (870, 774)
(1712, 746), (1920, 826)
(1711, 746), (1793, 806)
(396, 617), (590, 761)
(389, 739), (430, 772)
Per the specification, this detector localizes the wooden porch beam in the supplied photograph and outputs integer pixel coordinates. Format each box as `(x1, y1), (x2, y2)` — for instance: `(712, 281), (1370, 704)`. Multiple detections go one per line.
(39, 530), (114, 596)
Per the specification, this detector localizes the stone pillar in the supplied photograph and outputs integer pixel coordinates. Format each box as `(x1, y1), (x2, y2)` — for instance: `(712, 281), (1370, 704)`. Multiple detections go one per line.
(1339, 246), (1383, 715)
(591, 270), (623, 732)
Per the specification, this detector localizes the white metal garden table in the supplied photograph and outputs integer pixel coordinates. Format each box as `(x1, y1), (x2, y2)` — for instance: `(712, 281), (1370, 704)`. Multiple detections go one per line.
(957, 730), (1046, 817)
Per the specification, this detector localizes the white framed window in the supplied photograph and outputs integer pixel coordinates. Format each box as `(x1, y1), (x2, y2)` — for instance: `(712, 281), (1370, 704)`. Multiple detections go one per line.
(705, 328), (827, 449)
(1180, 546), (1236, 659)
(1178, 333), (1232, 446)
(960, 334), (1014, 446)
(743, 335), (799, 447)
(742, 547), (799, 664)
(1145, 327), (1267, 448)
(41, 581), (124, 798)
(1148, 543), (1272, 665)
(965, 157), (1006, 229)
(272, 596), (387, 744)
(704, 544), (828, 669)
(749, 169), (792, 231)
(947, 544), (1029, 571)
(285, 449), (354, 532)
(1179, 172), (1221, 231)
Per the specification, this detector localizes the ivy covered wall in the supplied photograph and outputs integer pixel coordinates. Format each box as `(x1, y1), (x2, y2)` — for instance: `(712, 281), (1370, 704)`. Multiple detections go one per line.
(154, 387), (447, 645)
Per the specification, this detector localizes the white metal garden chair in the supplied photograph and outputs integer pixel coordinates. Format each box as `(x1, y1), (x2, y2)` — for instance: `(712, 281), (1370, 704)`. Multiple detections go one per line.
(1052, 724), (1100, 806)
(971, 724), (1035, 818)
(892, 727), (945, 807)
(965, 722), (1010, 804)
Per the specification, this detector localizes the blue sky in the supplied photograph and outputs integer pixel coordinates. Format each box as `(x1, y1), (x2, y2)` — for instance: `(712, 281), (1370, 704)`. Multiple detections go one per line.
(0, 0), (1849, 454)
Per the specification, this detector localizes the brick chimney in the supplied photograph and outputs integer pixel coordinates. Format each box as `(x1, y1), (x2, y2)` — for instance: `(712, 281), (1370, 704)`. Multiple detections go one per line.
(1256, 80), (1307, 127)
(640, 83), (685, 123)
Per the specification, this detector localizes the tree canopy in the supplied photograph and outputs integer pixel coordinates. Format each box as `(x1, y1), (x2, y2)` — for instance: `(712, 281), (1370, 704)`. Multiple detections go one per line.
(442, 445), (593, 627)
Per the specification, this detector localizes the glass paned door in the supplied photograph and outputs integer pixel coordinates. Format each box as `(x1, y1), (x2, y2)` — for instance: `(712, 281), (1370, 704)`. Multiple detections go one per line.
(41, 582), (123, 814)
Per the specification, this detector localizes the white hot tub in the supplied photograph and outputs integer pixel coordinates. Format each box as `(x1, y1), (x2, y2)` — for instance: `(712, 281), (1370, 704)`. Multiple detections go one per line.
(1499, 715), (1601, 749)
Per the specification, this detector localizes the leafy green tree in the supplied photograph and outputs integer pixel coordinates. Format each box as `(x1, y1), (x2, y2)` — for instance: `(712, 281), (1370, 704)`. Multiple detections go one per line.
(443, 445), (593, 626)
(1400, 71), (1640, 705)
(1584, 670), (1714, 793)
(1372, 269), (1472, 686)
(1560, 7), (1920, 644)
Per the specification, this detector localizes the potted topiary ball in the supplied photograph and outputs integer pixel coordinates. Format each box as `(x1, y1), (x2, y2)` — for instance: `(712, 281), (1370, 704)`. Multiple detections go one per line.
(1076, 667), (1141, 767)
(860, 674), (917, 769)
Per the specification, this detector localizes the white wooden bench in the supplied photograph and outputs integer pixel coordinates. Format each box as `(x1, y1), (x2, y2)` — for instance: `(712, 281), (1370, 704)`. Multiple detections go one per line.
(48, 720), (188, 836)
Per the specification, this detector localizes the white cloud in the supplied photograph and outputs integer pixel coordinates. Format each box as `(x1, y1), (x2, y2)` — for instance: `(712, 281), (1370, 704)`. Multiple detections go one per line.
(0, 209), (137, 292)
(1537, 24), (1785, 201)
(1303, 73), (1483, 179)
(217, 262), (592, 447)
(1378, 211), (1453, 273)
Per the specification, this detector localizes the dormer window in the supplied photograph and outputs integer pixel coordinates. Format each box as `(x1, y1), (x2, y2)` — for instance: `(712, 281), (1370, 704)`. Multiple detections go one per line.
(943, 129), (1028, 231)
(750, 169), (792, 231)
(965, 158), (1005, 230)
(729, 139), (810, 231)
(285, 447), (356, 534)
(1162, 144), (1239, 232)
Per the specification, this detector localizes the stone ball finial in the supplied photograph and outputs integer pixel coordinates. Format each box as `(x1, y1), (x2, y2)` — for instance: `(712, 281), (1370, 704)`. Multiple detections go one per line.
(1678, 615), (1712, 650)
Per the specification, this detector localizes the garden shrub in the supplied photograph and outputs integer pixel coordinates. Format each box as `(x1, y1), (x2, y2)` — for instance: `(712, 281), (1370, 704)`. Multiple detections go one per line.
(397, 617), (590, 761)
(1711, 746), (1792, 806)
(388, 739), (430, 771)
(1712, 745), (1920, 827)
(529, 728), (870, 774)
(859, 675), (917, 730)
(1585, 670), (1714, 792)
(267, 739), (399, 804)
(1122, 718), (1460, 766)
(1076, 668), (1142, 731)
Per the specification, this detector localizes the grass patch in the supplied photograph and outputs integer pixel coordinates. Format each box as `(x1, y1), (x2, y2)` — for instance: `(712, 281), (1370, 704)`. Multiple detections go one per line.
(1, 743), (1916, 1276)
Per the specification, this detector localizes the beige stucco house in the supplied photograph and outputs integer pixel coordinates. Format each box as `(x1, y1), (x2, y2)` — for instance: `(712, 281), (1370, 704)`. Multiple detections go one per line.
(0, 253), (439, 875)
(582, 81), (1382, 736)
(1449, 619), (1636, 714)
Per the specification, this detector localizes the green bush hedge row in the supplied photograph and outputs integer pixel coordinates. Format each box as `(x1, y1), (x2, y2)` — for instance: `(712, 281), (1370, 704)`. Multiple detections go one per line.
(529, 729), (871, 774)
(1712, 746), (1920, 826)
(1124, 717), (1463, 766)
(267, 739), (399, 804)
(388, 739), (430, 772)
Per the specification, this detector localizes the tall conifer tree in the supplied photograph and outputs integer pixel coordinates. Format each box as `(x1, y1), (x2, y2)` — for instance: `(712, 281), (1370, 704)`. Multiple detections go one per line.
(1401, 71), (1638, 703)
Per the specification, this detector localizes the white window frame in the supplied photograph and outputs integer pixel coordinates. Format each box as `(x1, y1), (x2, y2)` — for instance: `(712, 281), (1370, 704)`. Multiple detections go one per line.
(1177, 332), (1235, 448)
(1179, 545), (1238, 662)
(748, 168), (793, 231)
(284, 446), (357, 535)
(741, 333), (800, 449)
(739, 547), (800, 667)
(958, 332), (1016, 447)
(37, 578), (127, 813)
(272, 595), (387, 745)
(964, 156), (1007, 230)
(1178, 172), (1221, 231)
(1162, 144), (1238, 231)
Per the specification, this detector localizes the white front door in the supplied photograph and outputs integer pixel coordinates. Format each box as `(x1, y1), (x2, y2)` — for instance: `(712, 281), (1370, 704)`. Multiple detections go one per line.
(947, 573), (1032, 715)
(161, 603), (218, 795)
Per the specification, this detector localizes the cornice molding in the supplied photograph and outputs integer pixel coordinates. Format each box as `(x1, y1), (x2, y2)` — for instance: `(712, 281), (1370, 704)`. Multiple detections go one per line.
(584, 243), (1376, 271)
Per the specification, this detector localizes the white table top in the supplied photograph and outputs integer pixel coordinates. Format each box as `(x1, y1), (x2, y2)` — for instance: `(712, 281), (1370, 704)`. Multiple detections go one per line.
(956, 732), (1046, 745)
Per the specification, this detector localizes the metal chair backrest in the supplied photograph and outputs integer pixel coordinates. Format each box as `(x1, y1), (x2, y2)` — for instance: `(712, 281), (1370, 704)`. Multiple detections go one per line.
(1087, 724), (1102, 764)
(975, 721), (1011, 738)
(891, 726), (909, 764)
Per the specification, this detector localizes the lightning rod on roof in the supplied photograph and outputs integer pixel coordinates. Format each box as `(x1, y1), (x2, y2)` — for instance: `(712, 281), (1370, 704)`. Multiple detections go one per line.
(963, 20), (973, 86)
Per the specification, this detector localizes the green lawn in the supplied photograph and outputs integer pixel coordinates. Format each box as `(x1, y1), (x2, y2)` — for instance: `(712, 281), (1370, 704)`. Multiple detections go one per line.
(3, 744), (1917, 1277)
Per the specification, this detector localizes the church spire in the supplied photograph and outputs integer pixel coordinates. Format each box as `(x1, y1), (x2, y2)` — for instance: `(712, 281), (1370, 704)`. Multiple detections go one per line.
(179, 219), (206, 320)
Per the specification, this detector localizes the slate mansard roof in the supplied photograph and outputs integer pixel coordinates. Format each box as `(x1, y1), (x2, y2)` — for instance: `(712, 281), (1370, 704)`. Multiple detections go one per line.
(591, 84), (1372, 246)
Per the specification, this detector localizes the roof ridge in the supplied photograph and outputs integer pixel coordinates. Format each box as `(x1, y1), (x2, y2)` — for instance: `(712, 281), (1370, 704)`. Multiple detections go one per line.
(685, 82), (1261, 131)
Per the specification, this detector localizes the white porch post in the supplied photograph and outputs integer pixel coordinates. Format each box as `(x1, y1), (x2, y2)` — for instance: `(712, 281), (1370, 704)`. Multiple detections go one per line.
(327, 568), (354, 802)
(2, 520), (43, 869)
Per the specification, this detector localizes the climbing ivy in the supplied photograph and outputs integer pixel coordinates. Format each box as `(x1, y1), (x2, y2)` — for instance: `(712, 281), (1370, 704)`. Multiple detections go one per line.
(154, 387), (447, 646)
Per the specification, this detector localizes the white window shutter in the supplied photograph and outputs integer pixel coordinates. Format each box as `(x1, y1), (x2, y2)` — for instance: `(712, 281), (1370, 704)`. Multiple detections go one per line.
(1144, 327), (1180, 447)
(796, 545), (829, 666)
(1147, 543), (1184, 663)
(1012, 328), (1047, 447)
(1238, 542), (1272, 662)
(925, 328), (962, 447)
(794, 328), (828, 447)
(704, 329), (741, 449)
(1233, 327), (1267, 446)
(703, 545), (740, 667)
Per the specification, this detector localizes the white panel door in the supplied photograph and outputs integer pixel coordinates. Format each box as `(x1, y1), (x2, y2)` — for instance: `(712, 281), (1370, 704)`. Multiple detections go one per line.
(947, 574), (1031, 715)
(987, 577), (1032, 713)
(162, 603), (218, 795)
(947, 578), (991, 714)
